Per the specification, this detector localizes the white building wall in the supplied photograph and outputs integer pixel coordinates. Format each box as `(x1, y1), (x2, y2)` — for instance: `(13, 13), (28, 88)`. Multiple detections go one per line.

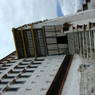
(89, 0), (95, 9)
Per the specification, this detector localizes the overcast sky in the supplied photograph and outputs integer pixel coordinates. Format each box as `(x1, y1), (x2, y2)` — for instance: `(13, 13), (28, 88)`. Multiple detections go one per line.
(0, 0), (82, 59)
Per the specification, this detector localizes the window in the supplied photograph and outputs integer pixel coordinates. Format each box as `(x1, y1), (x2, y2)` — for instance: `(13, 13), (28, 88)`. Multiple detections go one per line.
(86, 0), (90, 3)
(2, 74), (15, 79)
(11, 80), (25, 84)
(25, 70), (34, 73)
(2, 64), (11, 67)
(18, 75), (30, 78)
(34, 59), (44, 61)
(5, 76), (15, 79)
(9, 70), (20, 74)
(63, 23), (70, 31)
(56, 36), (68, 44)
(27, 65), (38, 68)
(0, 67), (7, 70)
(0, 81), (9, 84)
(19, 62), (28, 65)
(23, 59), (33, 62)
(32, 62), (42, 65)
(14, 66), (25, 69)
(83, 4), (88, 10)
(5, 87), (19, 92)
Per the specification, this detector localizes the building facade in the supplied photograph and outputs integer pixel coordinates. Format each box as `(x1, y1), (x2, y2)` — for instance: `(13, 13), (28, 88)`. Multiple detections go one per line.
(1, 1), (95, 95)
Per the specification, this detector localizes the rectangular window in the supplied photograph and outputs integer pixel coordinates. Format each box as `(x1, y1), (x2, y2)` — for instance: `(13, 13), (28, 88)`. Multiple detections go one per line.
(83, 4), (88, 10)
(56, 36), (68, 44)
(5, 87), (19, 92)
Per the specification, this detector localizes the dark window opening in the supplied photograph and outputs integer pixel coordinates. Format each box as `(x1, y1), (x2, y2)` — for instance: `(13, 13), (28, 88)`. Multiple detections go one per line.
(83, 4), (88, 10)
(63, 23), (70, 31)
(0, 81), (9, 84)
(24, 70), (34, 73)
(2, 64), (11, 67)
(9, 70), (20, 74)
(11, 80), (25, 84)
(86, 0), (90, 3)
(5, 76), (15, 79)
(18, 75), (30, 78)
(27, 65), (38, 68)
(0, 67), (7, 70)
(4, 87), (19, 92)
(23, 59), (33, 62)
(14, 66), (25, 69)
(56, 36), (68, 44)
(2, 74), (15, 79)
(19, 62), (28, 65)
(34, 59), (44, 61)
(32, 62), (42, 65)
(0, 62), (3, 64)
(19, 75), (30, 78)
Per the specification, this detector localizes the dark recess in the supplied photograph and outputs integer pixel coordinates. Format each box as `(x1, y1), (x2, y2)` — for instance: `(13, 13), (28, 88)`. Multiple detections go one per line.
(56, 36), (68, 44)
(83, 3), (88, 10)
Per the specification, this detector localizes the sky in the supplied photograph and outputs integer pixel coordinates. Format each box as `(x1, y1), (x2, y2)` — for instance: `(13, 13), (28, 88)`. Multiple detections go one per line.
(0, 0), (83, 59)
(60, 0), (83, 15)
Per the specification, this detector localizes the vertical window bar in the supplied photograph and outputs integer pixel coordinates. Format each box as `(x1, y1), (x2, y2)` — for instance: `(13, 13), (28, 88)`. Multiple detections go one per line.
(21, 27), (27, 57)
